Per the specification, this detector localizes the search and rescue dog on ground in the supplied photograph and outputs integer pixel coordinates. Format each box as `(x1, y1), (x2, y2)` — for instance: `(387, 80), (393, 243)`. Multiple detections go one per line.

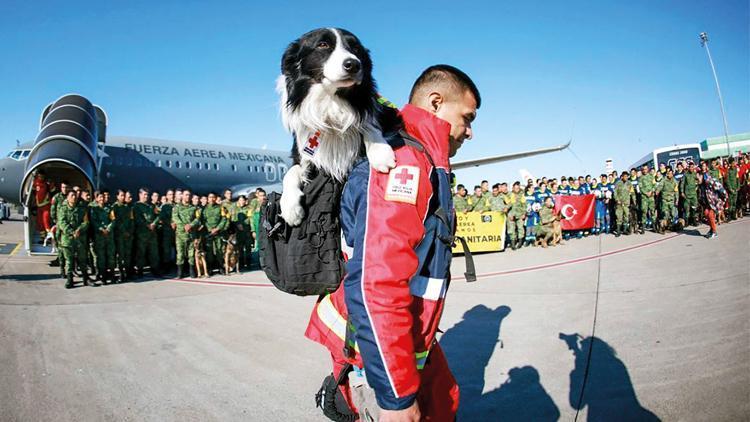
(276, 27), (402, 226)
(193, 238), (209, 278)
(223, 233), (240, 275)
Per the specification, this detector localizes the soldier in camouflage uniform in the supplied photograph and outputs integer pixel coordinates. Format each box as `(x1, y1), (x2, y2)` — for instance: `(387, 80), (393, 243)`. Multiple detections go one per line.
(172, 190), (202, 278)
(112, 190), (135, 282)
(467, 185), (490, 212)
(58, 190), (93, 288)
(90, 192), (116, 283)
(50, 181), (69, 275)
(726, 157), (739, 220)
(134, 188), (161, 278)
(452, 184), (470, 213)
(638, 165), (656, 233)
(160, 189), (176, 271)
(230, 195), (253, 269)
(488, 183), (510, 214)
(629, 169), (641, 234)
(536, 197), (557, 247)
(614, 171), (632, 237)
(506, 182), (527, 249)
(680, 162), (700, 226)
(201, 192), (227, 274)
(656, 169), (679, 233)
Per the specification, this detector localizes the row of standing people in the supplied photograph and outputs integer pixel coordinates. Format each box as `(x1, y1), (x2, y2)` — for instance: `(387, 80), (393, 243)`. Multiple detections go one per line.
(453, 155), (749, 249)
(43, 179), (267, 288)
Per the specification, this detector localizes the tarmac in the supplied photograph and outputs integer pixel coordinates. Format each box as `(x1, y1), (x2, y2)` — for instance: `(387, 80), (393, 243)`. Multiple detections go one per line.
(0, 216), (747, 421)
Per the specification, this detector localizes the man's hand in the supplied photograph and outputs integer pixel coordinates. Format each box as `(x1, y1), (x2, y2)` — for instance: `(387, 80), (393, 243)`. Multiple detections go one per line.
(102, 229), (109, 236)
(210, 228), (219, 235)
(184, 224), (192, 233)
(380, 402), (421, 422)
(171, 223), (177, 230)
(148, 223), (155, 231)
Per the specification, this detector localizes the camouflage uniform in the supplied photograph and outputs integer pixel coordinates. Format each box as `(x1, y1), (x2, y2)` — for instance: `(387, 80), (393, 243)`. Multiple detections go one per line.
(614, 179), (632, 235)
(467, 194), (490, 212)
(506, 191), (526, 247)
(536, 204), (556, 244)
(638, 173), (656, 230)
(657, 176), (678, 227)
(134, 201), (161, 275)
(202, 203), (228, 269)
(453, 194), (470, 212)
(680, 170), (700, 225)
(112, 201), (134, 278)
(58, 200), (89, 285)
(90, 202), (116, 281)
(172, 203), (202, 275)
(726, 166), (739, 218)
(230, 203), (253, 267)
(159, 202), (175, 267)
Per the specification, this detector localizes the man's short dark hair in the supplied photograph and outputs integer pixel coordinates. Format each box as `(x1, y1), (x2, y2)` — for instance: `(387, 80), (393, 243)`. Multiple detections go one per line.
(408, 64), (481, 108)
(139, 187), (149, 195)
(456, 184), (465, 190)
(256, 188), (266, 194)
(492, 183), (500, 189)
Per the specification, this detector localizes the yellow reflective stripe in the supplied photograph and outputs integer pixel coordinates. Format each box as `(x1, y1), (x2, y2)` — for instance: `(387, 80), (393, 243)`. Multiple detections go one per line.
(317, 295), (360, 353)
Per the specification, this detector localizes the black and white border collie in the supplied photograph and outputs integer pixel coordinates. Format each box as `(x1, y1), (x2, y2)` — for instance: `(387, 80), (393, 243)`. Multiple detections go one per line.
(277, 27), (401, 225)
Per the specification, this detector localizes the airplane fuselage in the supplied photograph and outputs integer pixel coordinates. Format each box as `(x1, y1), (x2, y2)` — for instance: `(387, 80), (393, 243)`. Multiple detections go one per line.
(0, 136), (292, 203)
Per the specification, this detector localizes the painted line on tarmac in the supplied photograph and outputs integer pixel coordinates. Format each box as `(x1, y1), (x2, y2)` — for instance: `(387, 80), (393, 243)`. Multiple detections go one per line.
(452, 233), (682, 282)
(167, 277), (275, 288)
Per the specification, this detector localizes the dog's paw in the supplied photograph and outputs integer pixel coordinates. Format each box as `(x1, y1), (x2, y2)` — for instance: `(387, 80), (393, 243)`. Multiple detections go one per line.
(280, 189), (305, 226)
(367, 142), (396, 173)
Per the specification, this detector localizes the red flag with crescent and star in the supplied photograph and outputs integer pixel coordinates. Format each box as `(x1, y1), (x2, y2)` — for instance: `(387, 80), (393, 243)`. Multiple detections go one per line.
(553, 194), (595, 230)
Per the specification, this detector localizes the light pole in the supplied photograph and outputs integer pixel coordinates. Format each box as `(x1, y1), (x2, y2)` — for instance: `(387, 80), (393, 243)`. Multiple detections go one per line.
(699, 32), (731, 158)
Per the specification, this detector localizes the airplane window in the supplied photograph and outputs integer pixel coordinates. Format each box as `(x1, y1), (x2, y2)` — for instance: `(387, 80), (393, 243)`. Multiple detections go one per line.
(196, 162), (201, 170)
(156, 160), (162, 167)
(11, 151), (21, 160)
(256, 166), (261, 172)
(247, 166), (252, 172)
(231, 164), (237, 172)
(186, 162), (191, 169)
(21, 150), (30, 158)
(175, 161), (181, 168)
(204, 162), (209, 171)
(214, 163), (219, 171)
(166, 160), (172, 168)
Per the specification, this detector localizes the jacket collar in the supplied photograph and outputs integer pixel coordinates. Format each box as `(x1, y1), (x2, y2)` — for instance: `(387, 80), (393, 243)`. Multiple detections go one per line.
(400, 104), (451, 170)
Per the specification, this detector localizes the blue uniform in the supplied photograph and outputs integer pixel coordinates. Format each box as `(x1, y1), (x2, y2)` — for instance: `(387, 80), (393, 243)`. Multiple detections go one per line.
(524, 192), (539, 243)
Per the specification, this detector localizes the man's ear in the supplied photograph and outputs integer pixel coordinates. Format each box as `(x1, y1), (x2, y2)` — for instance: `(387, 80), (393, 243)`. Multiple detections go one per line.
(428, 92), (443, 114)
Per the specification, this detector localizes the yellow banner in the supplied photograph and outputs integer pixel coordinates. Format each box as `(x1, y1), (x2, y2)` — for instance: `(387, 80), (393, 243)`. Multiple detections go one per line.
(452, 211), (506, 253)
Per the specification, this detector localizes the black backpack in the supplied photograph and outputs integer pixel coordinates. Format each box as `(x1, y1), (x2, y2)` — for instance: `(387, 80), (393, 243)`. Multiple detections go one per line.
(259, 166), (346, 296)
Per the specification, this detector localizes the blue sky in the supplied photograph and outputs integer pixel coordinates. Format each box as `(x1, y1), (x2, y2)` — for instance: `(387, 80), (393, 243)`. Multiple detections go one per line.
(1, 0), (748, 186)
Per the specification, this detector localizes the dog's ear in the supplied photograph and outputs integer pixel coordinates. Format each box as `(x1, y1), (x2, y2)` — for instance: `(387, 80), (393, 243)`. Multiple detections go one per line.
(281, 40), (301, 77)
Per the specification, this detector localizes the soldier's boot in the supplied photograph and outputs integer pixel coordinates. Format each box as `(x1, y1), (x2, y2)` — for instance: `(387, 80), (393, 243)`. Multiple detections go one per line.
(189, 266), (197, 279)
(510, 239), (518, 250)
(65, 273), (74, 289)
(83, 270), (96, 287)
(49, 258), (60, 267)
(614, 225), (621, 237)
(96, 271), (104, 284)
(176, 264), (184, 279)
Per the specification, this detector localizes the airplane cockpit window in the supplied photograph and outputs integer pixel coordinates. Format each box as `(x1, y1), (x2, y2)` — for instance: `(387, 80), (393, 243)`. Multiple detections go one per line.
(21, 150), (30, 158)
(6, 150), (13, 158)
(11, 150), (22, 160)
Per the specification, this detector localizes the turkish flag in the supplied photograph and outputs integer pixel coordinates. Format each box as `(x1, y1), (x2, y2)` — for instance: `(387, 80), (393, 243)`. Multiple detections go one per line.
(554, 194), (595, 230)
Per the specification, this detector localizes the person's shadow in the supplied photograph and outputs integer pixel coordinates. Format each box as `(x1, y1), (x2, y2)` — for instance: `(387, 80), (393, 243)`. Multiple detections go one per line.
(440, 305), (560, 420)
(561, 333), (660, 421)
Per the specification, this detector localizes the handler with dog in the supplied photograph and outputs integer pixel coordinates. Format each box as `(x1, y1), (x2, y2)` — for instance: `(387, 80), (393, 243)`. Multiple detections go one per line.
(303, 64), (480, 422)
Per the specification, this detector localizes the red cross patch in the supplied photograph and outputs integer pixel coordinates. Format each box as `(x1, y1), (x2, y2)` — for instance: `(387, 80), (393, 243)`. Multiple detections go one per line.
(385, 165), (420, 204)
(303, 131), (321, 156)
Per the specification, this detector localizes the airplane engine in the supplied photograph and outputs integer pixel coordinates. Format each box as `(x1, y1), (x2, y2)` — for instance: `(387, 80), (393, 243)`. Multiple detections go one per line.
(20, 94), (107, 205)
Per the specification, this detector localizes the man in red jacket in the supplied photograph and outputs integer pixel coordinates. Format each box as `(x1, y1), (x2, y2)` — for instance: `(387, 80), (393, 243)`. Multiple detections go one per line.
(306, 65), (480, 422)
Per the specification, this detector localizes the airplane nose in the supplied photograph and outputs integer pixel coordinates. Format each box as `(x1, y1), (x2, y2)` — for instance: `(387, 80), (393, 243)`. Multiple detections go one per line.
(342, 58), (361, 75)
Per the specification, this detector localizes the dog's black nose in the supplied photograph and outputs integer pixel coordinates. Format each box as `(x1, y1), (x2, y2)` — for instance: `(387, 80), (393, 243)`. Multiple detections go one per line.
(342, 58), (361, 74)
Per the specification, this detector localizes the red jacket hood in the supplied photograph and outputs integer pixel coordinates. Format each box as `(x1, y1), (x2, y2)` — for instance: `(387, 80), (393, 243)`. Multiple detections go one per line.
(400, 104), (451, 170)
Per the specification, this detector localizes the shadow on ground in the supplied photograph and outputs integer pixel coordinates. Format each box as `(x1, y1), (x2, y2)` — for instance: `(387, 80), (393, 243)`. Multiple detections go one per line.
(441, 305), (560, 420)
(561, 333), (660, 421)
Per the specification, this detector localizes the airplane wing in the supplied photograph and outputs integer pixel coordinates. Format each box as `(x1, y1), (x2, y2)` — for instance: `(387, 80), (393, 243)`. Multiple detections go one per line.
(451, 140), (571, 170)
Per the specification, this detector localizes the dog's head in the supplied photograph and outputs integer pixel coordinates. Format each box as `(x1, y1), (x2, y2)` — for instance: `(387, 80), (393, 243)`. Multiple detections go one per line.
(277, 28), (378, 134)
